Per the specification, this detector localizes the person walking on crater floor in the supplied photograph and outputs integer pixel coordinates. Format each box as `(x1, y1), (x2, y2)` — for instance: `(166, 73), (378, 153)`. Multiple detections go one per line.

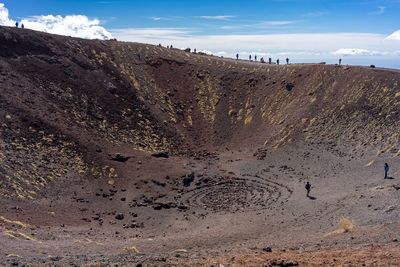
(305, 181), (311, 197)
(384, 163), (390, 179)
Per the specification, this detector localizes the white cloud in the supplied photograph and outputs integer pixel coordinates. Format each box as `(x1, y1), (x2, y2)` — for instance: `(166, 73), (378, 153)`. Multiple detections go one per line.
(111, 28), (400, 67)
(149, 17), (162, 21)
(0, 3), (14, 26)
(197, 15), (236, 21)
(112, 29), (396, 52)
(0, 2), (111, 40)
(302, 11), (327, 18)
(111, 28), (192, 41)
(257, 20), (298, 27)
(148, 16), (182, 21)
(386, 30), (400, 41)
(332, 48), (388, 56)
(369, 6), (385, 15)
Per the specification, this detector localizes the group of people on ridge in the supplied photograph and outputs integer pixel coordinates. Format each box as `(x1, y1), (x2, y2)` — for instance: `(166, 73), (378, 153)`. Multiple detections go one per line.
(15, 22), (24, 29)
(236, 53), (290, 65)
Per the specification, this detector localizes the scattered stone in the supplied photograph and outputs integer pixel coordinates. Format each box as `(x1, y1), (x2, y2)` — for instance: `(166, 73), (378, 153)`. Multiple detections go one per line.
(153, 205), (162, 210)
(111, 153), (130, 162)
(183, 172), (195, 187)
(270, 259), (299, 266)
(263, 247), (273, 252)
(151, 151), (170, 158)
(177, 205), (189, 210)
(115, 213), (124, 220)
(285, 83), (295, 91)
(385, 206), (395, 213)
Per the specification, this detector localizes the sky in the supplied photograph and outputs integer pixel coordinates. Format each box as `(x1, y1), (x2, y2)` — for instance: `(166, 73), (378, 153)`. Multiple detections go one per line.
(1, 0), (400, 68)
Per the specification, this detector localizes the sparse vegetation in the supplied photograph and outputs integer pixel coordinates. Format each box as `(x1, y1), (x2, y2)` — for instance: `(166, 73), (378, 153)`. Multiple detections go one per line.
(124, 246), (139, 253)
(339, 217), (356, 233)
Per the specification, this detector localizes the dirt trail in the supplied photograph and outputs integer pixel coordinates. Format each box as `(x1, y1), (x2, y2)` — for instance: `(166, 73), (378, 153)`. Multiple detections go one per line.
(0, 26), (400, 266)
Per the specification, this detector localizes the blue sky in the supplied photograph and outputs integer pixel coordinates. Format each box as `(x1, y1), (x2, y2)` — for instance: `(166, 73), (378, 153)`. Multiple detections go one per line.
(3, 0), (400, 34)
(1, 0), (400, 68)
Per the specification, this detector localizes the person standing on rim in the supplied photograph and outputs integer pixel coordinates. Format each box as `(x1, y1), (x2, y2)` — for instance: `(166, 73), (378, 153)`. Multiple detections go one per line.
(236, 53), (239, 60)
(305, 181), (311, 197)
(384, 163), (390, 179)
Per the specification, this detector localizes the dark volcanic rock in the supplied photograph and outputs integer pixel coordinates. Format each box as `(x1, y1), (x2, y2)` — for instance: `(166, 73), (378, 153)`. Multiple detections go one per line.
(111, 153), (130, 162)
(115, 213), (124, 220)
(182, 172), (195, 187)
(270, 259), (299, 266)
(285, 83), (295, 91)
(151, 151), (170, 158)
(263, 247), (272, 252)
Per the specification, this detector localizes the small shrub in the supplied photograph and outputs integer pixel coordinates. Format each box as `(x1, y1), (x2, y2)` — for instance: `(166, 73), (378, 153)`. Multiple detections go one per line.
(124, 246), (139, 253)
(339, 216), (355, 232)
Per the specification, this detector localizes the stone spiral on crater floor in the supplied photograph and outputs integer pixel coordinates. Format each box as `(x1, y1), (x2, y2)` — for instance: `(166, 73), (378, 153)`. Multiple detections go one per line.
(179, 176), (292, 213)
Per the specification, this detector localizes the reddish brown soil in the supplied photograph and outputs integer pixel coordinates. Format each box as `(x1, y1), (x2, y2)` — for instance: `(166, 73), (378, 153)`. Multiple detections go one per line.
(0, 26), (400, 266)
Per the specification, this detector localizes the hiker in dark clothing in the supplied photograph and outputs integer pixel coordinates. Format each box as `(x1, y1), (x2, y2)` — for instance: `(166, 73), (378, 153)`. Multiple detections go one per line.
(249, 55), (252, 61)
(305, 182), (311, 197)
(15, 22), (19, 28)
(277, 59), (280, 65)
(286, 58), (289, 64)
(21, 24), (25, 29)
(339, 58), (342, 65)
(269, 58), (272, 64)
(236, 53), (239, 60)
(384, 163), (390, 179)
(255, 55), (257, 61)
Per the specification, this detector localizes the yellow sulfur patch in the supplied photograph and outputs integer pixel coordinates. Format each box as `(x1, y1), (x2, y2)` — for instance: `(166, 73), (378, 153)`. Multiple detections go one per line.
(0, 216), (30, 228)
(365, 160), (375, 167)
(124, 246), (140, 253)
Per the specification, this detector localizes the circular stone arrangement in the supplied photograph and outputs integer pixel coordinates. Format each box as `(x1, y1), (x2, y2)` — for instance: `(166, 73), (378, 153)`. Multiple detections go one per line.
(179, 176), (292, 213)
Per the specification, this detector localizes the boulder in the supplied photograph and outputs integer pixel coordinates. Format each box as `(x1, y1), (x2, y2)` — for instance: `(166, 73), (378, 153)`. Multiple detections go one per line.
(151, 151), (170, 158)
(183, 172), (195, 187)
(263, 247), (272, 252)
(111, 153), (130, 162)
(115, 213), (124, 220)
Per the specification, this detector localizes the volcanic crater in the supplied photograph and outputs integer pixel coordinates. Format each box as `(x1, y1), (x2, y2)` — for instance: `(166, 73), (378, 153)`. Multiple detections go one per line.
(1, 26), (400, 266)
